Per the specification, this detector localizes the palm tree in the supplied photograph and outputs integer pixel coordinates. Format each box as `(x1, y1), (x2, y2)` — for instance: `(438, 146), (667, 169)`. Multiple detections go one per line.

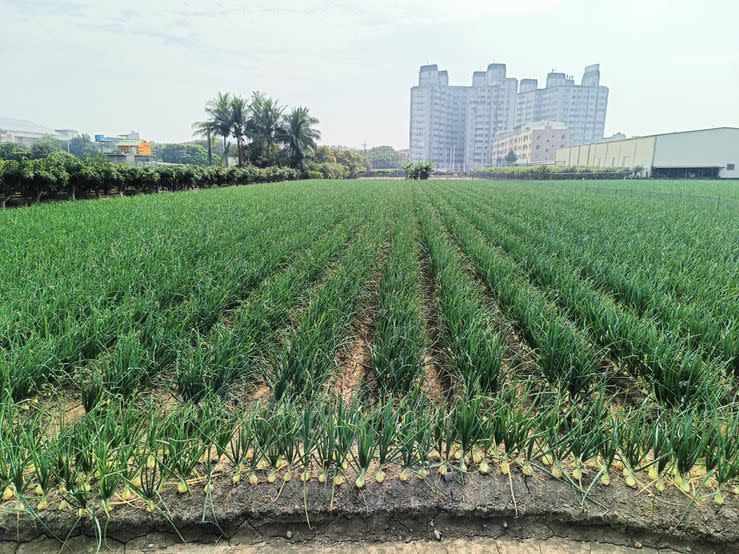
(246, 92), (285, 166)
(191, 119), (216, 165)
(229, 95), (249, 167)
(282, 107), (320, 169)
(204, 92), (233, 166)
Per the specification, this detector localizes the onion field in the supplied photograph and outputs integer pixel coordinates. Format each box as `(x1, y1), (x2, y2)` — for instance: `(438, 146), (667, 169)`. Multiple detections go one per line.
(0, 179), (737, 537)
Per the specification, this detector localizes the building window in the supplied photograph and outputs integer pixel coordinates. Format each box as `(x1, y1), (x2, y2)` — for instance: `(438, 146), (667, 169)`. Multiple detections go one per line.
(728, 163), (736, 170)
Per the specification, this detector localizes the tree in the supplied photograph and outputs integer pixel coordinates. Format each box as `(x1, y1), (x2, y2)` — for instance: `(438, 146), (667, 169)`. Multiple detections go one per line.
(230, 95), (249, 167)
(199, 92), (233, 166)
(314, 146), (368, 178)
(0, 160), (14, 208)
(0, 142), (30, 161)
(282, 106), (320, 169)
(191, 121), (216, 165)
(1, 160), (29, 207)
(504, 149), (517, 163)
(13, 157), (65, 202)
(30, 136), (63, 159)
(405, 160), (434, 180)
(245, 92), (285, 167)
(158, 144), (210, 165)
(68, 134), (99, 158)
(364, 146), (406, 169)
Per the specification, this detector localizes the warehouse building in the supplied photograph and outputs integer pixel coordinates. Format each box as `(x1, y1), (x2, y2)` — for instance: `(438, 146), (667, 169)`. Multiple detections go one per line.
(555, 127), (739, 178)
(0, 117), (72, 146)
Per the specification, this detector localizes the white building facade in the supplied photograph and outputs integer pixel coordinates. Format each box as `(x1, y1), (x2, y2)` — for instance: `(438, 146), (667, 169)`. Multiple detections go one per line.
(409, 63), (608, 171)
(0, 117), (68, 146)
(492, 121), (571, 165)
(555, 127), (739, 179)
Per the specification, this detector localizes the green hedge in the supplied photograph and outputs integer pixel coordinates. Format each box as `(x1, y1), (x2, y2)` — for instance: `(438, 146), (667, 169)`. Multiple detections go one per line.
(359, 168), (406, 178)
(475, 165), (640, 180)
(0, 152), (300, 207)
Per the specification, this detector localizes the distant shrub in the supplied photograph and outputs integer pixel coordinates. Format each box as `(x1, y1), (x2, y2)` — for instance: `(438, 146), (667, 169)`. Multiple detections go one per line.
(405, 160), (434, 180)
(475, 165), (633, 180)
(0, 156), (300, 207)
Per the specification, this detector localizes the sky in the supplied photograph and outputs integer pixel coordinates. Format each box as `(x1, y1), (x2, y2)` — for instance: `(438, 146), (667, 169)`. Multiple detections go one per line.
(1, 0), (738, 149)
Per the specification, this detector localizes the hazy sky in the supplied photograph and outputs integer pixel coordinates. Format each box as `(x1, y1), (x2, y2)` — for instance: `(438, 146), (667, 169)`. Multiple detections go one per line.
(2, 0), (738, 148)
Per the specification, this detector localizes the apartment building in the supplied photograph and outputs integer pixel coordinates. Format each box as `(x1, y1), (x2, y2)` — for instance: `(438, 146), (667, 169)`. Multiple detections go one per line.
(409, 63), (608, 171)
(492, 121), (571, 165)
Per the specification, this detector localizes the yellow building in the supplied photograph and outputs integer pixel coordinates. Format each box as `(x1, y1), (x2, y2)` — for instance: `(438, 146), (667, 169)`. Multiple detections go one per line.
(492, 121), (571, 165)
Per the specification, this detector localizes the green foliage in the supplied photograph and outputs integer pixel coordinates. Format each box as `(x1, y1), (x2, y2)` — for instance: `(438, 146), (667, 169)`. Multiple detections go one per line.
(363, 145), (407, 169)
(282, 106), (321, 169)
(67, 133), (100, 158)
(0, 155), (299, 206)
(405, 160), (434, 180)
(306, 145), (369, 179)
(156, 143), (210, 165)
(0, 142), (30, 161)
(29, 136), (64, 159)
(477, 164), (633, 179)
(0, 178), (736, 538)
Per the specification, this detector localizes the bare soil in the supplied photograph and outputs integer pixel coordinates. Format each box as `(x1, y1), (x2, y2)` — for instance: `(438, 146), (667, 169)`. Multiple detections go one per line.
(1, 467), (736, 553)
(330, 312), (374, 402)
(418, 243), (453, 403)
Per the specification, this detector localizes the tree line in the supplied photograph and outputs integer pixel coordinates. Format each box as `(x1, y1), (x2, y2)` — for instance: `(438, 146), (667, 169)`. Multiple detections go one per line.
(193, 91), (409, 173)
(0, 152), (298, 208)
(192, 91), (321, 169)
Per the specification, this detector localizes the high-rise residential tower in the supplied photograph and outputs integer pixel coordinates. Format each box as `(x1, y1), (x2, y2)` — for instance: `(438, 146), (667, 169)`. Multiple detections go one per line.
(409, 63), (608, 171)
